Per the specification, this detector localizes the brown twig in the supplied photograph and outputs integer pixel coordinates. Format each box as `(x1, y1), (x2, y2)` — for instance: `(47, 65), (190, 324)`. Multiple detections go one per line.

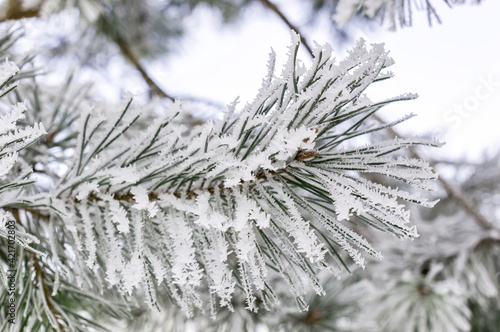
(437, 176), (494, 230)
(258, 0), (314, 58)
(0, 0), (41, 23)
(99, 14), (174, 101)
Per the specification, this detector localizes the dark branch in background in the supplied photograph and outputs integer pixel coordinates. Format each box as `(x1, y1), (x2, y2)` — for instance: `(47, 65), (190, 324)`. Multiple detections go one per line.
(0, 0), (41, 23)
(99, 14), (174, 101)
(425, 0), (442, 26)
(1, 1), (175, 102)
(372, 114), (495, 231)
(99, 0), (315, 103)
(258, 0), (314, 57)
(259, 1), (496, 231)
(438, 176), (494, 230)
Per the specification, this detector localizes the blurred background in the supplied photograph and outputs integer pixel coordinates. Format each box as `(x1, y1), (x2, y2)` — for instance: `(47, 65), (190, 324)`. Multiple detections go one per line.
(1, 0), (499, 331)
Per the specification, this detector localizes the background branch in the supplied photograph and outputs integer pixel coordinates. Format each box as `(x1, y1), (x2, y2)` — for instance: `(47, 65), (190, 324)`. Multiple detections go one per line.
(99, 14), (174, 101)
(372, 113), (495, 231)
(0, 0), (41, 23)
(258, 0), (314, 57)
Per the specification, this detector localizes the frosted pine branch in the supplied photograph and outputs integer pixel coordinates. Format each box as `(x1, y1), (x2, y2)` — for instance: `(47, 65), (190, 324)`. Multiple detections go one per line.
(4, 32), (440, 324)
(0, 59), (46, 248)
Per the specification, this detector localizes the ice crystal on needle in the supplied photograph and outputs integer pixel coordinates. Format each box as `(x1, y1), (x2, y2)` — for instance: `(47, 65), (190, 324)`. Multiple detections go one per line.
(0, 60), (46, 254)
(21, 32), (440, 318)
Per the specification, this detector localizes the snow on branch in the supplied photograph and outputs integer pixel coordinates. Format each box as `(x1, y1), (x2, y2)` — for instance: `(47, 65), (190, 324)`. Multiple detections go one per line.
(39, 32), (440, 317)
(0, 59), (46, 250)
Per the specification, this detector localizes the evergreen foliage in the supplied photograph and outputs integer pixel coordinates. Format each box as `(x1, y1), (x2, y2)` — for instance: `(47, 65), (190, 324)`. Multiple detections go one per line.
(0, 25), (442, 329)
(0, 1), (497, 331)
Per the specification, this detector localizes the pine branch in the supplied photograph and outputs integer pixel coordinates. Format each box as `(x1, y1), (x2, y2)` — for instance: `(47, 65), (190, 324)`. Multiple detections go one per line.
(0, 1), (175, 102)
(259, 20), (448, 251)
(32, 35), (441, 320)
(0, 22), (443, 328)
